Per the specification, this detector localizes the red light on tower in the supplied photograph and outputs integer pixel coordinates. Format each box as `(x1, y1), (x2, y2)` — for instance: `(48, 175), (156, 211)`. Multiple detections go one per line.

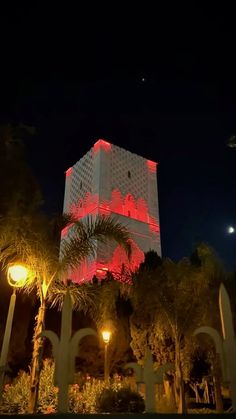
(149, 222), (160, 233)
(65, 167), (73, 177)
(93, 139), (111, 153)
(147, 160), (157, 173)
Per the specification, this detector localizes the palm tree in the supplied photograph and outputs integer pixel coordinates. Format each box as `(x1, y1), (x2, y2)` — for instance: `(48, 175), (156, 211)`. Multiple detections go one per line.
(0, 212), (131, 413)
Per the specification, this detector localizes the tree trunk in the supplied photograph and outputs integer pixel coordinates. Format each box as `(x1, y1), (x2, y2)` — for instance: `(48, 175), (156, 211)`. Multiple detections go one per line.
(212, 354), (223, 413)
(175, 339), (186, 413)
(189, 383), (201, 403)
(164, 375), (175, 405)
(203, 379), (210, 404)
(27, 300), (46, 414)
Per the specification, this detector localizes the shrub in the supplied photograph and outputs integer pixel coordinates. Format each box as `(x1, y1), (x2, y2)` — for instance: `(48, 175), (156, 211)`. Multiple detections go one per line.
(156, 395), (177, 413)
(96, 386), (145, 413)
(0, 360), (143, 414)
(0, 371), (30, 414)
(96, 388), (117, 413)
(0, 359), (57, 414)
(37, 359), (58, 414)
(69, 378), (105, 413)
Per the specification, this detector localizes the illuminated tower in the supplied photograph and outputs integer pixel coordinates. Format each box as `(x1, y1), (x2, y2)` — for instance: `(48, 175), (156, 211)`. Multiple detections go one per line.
(62, 139), (161, 282)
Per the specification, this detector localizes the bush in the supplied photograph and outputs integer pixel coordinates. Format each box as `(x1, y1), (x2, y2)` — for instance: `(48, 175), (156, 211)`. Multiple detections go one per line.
(0, 371), (30, 414)
(69, 378), (105, 413)
(0, 359), (57, 414)
(37, 359), (58, 414)
(0, 360), (144, 414)
(96, 386), (145, 413)
(156, 395), (177, 413)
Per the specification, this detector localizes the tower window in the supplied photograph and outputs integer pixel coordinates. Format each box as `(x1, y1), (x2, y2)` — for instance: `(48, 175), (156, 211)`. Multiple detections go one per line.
(80, 181), (82, 189)
(128, 210), (131, 217)
(128, 171), (131, 178)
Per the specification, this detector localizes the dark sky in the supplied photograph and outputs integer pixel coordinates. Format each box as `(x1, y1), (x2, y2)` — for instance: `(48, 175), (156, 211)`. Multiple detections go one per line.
(1, 4), (236, 269)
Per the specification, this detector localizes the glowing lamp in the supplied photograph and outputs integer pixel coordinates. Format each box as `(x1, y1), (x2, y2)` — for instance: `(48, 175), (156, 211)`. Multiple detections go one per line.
(102, 329), (111, 384)
(7, 264), (29, 288)
(0, 263), (30, 396)
(102, 330), (111, 344)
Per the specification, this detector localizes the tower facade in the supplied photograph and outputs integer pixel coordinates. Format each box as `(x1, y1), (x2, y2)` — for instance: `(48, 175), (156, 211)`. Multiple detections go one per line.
(62, 139), (161, 282)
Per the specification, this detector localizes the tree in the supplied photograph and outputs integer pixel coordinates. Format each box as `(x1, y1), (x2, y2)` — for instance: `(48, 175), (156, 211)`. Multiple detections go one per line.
(0, 213), (131, 413)
(86, 274), (133, 377)
(131, 252), (210, 413)
(190, 242), (226, 412)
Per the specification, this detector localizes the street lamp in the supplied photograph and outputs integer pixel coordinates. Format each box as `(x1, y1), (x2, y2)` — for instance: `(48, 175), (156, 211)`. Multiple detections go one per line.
(0, 264), (29, 397)
(7, 264), (29, 287)
(102, 330), (111, 385)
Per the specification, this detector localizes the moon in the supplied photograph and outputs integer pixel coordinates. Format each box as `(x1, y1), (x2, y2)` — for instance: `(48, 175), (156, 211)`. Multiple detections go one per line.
(227, 135), (236, 148)
(227, 226), (235, 234)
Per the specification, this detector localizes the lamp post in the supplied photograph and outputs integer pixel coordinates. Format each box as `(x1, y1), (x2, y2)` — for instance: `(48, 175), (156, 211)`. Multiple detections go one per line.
(0, 264), (29, 397)
(102, 330), (111, 385)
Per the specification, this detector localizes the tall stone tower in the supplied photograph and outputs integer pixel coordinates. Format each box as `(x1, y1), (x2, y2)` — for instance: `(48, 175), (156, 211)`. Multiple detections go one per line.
(62, 139), (161, 282)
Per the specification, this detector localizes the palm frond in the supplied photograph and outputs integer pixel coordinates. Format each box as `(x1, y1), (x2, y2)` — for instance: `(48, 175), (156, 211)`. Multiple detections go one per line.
(0, 213), (61, 294)
(82, 216), (131, 258)
(60, 236), (97, 273)
(60, 215), (131, 274)
(48, 280), (98, 317)
(48, 213), (77, 241)
(0, 213), (131, 311)
(93, 279), (120, 328)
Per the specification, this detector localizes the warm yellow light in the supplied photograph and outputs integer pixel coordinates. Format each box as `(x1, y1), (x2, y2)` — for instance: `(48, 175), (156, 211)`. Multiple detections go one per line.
(102, 330), (111, 344)
(7, 264), (28, 286)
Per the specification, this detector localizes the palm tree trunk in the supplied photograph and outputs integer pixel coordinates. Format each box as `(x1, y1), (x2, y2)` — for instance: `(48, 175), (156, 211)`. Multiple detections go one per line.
(175, 339), (186, 413)
(27, 299), (46, 414)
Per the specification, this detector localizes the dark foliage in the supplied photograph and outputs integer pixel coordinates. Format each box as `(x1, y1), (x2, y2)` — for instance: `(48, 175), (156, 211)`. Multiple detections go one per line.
(139, 250), (162, 271)
(96, 387), (145, 413)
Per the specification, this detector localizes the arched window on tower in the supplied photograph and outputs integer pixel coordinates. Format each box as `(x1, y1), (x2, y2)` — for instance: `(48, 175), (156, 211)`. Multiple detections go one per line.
(128, 170), (131, 178)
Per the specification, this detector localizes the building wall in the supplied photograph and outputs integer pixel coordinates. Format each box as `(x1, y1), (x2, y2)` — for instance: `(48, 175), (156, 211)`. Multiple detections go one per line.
(62, 139), (161, 282)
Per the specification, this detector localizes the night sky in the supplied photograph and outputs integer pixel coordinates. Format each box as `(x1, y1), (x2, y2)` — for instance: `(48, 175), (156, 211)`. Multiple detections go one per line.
(1, 4), (236, 270)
